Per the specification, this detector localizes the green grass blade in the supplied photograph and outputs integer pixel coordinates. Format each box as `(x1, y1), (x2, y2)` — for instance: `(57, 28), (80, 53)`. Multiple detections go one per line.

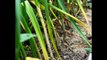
(76, 0), (89, 25)
(76, 0), (92, 35)
(15, 0), (22, 60)
(43, 0), (62, 59)
(50, 8), (58, 19)
(21, 15), (42, 59)
(21, 3), (42, 58)
(48, 3), (87, 27)
(20, 43), (27, 59)
(34, 0), (54, 59)
(25, 1), (49, 60)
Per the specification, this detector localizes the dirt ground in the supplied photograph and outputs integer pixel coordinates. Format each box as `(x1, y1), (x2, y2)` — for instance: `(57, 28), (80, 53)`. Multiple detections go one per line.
(53, 9), (92, 60)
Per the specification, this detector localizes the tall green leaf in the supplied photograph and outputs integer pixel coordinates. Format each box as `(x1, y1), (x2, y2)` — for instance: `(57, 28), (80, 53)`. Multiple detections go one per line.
(21, 15), (42, 58)
(25, 1), (49, 60)
(34, 0), (54, 59)
(43, 0), (62, 59)
(15, 0), (22, 60)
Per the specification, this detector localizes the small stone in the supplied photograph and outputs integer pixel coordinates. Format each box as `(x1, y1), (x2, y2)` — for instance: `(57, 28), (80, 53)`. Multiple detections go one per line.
(63, 55), (69, 59)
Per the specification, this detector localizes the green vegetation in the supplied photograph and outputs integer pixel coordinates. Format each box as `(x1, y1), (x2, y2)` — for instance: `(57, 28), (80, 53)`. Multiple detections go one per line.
(15, 0), (92, 60)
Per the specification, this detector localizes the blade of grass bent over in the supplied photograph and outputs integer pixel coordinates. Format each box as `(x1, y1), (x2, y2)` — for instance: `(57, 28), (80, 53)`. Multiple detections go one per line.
(48, 3), (91, 36)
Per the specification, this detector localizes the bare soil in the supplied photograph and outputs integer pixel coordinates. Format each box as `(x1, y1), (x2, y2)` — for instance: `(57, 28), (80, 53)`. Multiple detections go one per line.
(52, 9), (92, 60)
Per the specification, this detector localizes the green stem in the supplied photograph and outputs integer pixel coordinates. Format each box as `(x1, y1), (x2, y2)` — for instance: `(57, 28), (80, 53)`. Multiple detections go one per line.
(43, 0), (62, 59)
(15, 0), (21, 60)
(21, 16), (42, 59)
(21, 2), (42, 58)
(34, 0), (54, 59)
(25, 1), (49, 60)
